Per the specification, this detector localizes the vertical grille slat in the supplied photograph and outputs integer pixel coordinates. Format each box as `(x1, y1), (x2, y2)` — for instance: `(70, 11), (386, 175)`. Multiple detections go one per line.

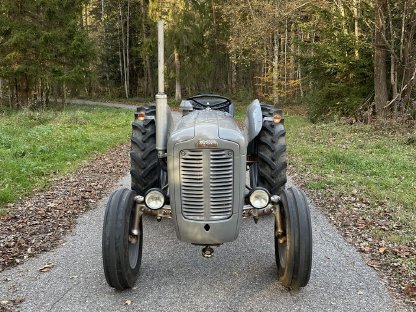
(210, 149), (233, 219)
(180, 150), (204, 220)
(180, 149), (234, 221)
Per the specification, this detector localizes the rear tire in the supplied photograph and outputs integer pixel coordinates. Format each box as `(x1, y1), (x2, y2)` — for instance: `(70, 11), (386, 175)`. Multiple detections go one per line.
(102, 188), (143, 290)
(275, 187), (312, 289)
(130, 105), (163, 195)
(250, 105), (287, 194)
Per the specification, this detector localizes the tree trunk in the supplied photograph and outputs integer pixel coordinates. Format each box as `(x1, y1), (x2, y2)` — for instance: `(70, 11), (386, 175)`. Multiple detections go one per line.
(174, 47), (182, 100)
(22, 75), (29, 108)
(399, 0), (407, 60)
(353, 0), (360, 59)
(387, 0), (398, 104)
(126, 0), (130, 97)
(101, 0), (105, 20)
(273, 31), (279, 105)
(119, 4), (128, 98)
(45, 81), (50, 108)
(83, 3), (89, 32)
(230, 55), (237, 94)
(289, 24), (295, 83)
(298, 28), (304, 98)
(284, 19), (288, 97)
(14, 79), (19, 109)
(401, 2), (416, 107)
(40, 78), (44, 107)
(140, 0), (152, 97)
(335, 0), (348, 35)
(62, 81), (66, 107)
(374, 0), (388, 117)
(117, 11), (123, 89)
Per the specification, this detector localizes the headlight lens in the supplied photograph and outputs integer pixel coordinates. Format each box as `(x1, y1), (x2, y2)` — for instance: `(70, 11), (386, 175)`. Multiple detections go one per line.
(249, 189), (270, 209)
(144, 190), (165, 210)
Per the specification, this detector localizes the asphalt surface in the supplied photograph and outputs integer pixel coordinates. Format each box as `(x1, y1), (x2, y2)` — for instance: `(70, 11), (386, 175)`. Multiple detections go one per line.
(0, 103), (409, 311)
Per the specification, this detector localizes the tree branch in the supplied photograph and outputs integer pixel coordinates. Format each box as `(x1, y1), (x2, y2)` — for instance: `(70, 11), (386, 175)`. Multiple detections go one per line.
(384, 65), (416, 108)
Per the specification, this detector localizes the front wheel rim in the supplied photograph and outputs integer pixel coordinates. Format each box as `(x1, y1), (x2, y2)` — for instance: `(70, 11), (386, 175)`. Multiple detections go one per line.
(277, 240), (288, 269)
(128, 213), (140, 268)
(276, 206), (288, 271)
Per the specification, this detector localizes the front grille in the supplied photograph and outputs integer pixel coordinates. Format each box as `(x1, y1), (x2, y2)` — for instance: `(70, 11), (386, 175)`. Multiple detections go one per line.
(180, 149), (233, 221)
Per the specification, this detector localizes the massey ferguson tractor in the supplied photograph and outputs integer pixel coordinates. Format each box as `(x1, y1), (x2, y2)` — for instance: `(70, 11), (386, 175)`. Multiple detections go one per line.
(102, 21), (312, 291)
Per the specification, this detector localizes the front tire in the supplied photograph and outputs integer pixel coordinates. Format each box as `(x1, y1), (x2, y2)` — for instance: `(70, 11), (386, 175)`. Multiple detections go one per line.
(275, 187), (312, 289)
(102, 188), (143, 290)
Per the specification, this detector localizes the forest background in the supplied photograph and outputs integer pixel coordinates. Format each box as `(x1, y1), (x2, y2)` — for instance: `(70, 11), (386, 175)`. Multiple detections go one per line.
(0, 0), (415, 121)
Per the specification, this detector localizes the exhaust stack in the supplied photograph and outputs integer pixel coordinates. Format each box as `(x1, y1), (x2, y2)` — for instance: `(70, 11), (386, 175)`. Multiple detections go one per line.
(156, 20), (168, 156)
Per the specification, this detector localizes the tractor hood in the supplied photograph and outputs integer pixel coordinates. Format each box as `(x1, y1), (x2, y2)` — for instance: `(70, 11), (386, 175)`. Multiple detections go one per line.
(167, 109), (247, 245)
(167, 110), (246, 155)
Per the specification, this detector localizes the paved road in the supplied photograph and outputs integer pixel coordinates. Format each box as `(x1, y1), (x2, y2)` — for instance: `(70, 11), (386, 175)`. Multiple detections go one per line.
(0, 102), (408, 311)
(0, 175), (407, 312)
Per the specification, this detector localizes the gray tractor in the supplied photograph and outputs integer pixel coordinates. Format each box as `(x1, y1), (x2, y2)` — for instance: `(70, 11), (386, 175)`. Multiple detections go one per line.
(102, 21), (312, 291)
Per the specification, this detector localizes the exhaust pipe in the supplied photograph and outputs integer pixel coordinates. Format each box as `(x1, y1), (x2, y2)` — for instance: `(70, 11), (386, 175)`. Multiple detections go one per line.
(156, 20), (168, 157)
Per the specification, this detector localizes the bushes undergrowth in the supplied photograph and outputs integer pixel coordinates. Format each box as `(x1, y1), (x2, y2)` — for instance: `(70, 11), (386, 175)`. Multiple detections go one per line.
(304, 83), (369, 122)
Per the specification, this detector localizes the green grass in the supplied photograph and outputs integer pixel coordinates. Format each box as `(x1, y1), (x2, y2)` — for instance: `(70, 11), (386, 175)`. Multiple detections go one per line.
(284, 116), (416, 243)
(0, 105), (132, 214)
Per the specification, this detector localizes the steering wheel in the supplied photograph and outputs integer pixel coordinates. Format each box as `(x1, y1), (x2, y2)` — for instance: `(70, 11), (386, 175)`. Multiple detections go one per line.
(186, 94), (232, 110)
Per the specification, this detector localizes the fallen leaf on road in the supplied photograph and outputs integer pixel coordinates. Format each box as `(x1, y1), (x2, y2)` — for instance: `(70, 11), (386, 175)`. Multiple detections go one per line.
(404, 285), (416, 297)
(39, 262), (55, 272)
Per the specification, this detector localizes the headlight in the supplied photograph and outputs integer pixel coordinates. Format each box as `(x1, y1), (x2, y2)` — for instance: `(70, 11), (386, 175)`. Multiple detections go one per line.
(144, 189), (165, 210)
(249, 188), (270, 209)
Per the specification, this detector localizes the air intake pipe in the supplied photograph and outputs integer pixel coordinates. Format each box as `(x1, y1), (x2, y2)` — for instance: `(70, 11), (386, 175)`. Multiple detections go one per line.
(156, 20), (168, 157)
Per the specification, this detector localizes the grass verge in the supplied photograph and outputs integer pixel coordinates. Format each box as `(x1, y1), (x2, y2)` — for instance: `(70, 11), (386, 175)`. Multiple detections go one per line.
(0, 105), (132, 214)
(285, 115), (416, 304)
